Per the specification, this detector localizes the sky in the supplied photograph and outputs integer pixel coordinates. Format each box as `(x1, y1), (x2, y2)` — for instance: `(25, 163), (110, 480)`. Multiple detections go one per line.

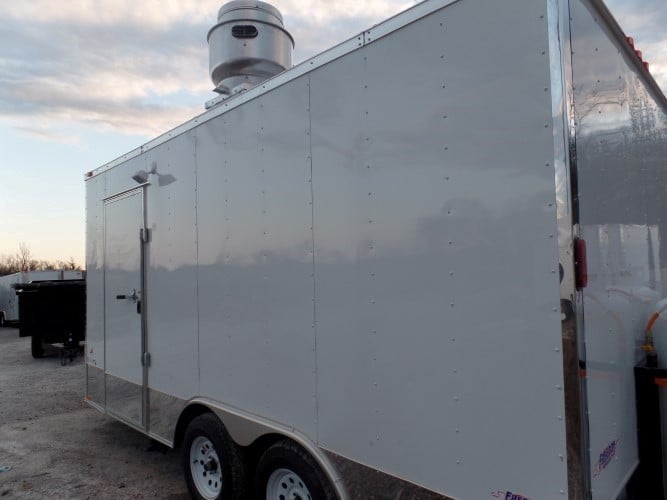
(0, 0), (665, 267)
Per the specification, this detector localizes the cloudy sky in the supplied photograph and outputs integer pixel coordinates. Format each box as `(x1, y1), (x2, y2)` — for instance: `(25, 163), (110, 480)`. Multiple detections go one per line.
(0, 0), (665, 266)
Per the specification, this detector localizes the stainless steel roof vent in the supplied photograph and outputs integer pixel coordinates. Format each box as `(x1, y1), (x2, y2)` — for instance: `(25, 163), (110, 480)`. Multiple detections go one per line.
(208, 1), (294, 96)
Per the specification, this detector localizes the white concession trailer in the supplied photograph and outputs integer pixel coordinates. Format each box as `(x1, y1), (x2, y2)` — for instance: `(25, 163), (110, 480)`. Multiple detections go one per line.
(85, 0), (667, 498)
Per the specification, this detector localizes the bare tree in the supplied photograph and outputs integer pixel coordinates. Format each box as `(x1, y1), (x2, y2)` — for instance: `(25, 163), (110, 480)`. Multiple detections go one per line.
(0, 246), (81, 276)
(16, 242), (33, 272)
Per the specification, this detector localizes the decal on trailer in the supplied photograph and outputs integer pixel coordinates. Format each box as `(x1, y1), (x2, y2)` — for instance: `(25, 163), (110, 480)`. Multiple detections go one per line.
(593, 438), (619, 477)
(491, 491), (531, 500)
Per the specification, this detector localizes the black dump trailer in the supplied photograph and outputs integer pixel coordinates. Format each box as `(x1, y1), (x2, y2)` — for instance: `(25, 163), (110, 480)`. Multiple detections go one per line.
(14, 280), (86, 359)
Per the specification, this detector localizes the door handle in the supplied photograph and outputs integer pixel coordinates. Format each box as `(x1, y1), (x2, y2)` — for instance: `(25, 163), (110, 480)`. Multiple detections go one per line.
(116, 289), (140, 302)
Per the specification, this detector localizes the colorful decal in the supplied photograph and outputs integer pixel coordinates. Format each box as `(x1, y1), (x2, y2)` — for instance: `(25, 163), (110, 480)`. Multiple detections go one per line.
(491, 491), (531, 500)
(593, 438), (619, 477)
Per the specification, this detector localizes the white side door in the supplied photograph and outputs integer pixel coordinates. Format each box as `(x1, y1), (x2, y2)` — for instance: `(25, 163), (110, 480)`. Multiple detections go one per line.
(104, 189), (145, 429)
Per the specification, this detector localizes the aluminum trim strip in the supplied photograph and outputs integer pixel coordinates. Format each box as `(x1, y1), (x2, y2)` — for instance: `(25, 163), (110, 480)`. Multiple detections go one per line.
(147, 432), (173, 448)
(148, 388), (186, 446)
(547, 2), (589, 498)
(364, 0), (461, 43)
(102, 183), (150, 202)
(322, 449), (451, 499)
(105, 372), (143, 427)
(85, 399), (106, 414)
(86, 364), (105, 406)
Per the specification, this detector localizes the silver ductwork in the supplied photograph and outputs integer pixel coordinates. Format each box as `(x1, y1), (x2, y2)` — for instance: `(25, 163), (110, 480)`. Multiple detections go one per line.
(208, 1), (294, 96)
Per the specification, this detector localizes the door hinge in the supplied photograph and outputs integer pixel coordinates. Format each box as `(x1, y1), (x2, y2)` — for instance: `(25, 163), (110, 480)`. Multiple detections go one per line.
(142, 352), (151, 367)
(140, 228), (151, 243)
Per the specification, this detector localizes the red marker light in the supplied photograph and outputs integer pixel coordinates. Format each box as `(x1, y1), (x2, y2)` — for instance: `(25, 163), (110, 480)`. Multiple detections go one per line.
(635, 49), (643, 60)
(626, 36), (635, 48)
(643, 61), (650, 71)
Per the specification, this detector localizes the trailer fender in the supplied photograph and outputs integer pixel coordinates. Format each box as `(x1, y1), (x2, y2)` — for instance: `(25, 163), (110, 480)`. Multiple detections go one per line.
(175, 398), (348, 500)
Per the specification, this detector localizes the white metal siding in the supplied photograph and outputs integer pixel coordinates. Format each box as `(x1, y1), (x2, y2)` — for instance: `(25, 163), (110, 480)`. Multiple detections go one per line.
(196, 76), (317, 438)
(570, 0), (667, 497)
(311, 0), (567, 497)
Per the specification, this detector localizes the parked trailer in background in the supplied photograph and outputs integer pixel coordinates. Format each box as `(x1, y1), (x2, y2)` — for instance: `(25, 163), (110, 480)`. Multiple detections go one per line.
(0, 270), (83, 327)
(85, 0), (667, 498)
(15, 279), (86, 358)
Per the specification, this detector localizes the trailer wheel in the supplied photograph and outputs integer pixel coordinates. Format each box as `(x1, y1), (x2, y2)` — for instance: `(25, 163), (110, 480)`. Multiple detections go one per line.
(0, 313), (4, 328)
(255, 440), (336, 500)
(182, 413), (248, 500)
(31, 335), (44, 358)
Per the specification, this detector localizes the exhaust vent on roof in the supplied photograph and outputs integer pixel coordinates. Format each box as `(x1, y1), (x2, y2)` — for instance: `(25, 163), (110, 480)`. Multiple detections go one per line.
(207, 1), (294, 96)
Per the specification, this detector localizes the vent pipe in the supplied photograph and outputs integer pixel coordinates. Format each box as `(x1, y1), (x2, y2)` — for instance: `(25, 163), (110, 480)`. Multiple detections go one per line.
(208, 1), (294, 96)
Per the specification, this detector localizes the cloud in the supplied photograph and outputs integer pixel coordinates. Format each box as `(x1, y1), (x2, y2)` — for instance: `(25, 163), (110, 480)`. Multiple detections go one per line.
(0, 0), (413, 140)
(14, 125), (81, 145)
(0, 0), (664, 143)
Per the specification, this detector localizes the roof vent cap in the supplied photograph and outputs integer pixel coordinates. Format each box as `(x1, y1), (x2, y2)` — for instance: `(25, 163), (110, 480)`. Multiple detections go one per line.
(208, 1), (294, 96)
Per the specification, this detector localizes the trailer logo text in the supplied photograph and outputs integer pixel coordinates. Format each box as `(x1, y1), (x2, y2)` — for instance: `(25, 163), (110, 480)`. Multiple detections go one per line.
(491, 491), (531, 500)
(593, 438), (619, 477)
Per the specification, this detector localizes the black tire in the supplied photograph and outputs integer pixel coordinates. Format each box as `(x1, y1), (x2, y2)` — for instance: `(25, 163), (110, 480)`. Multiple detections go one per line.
(31, 335), (44, 358)
(255, 440), (337, 500)
(0, 313), (4, 328)
(182, 413), (248, 500)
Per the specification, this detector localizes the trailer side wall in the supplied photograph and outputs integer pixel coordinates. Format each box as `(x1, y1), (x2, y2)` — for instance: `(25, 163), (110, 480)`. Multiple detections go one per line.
(569, 1), (667, 497)
(87, 0), (574, 497)
(311, 0), (567, 497)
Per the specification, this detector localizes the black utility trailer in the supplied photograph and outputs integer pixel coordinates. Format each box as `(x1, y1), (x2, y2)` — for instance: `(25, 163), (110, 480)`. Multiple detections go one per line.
(14, 280), (86, 360)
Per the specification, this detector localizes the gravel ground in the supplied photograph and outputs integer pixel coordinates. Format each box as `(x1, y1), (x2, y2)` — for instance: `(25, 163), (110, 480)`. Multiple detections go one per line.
(0, 327), (189, 499)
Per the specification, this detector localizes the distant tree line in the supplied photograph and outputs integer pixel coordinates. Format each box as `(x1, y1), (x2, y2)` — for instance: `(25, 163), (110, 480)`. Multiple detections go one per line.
(0, 243), (81, 277)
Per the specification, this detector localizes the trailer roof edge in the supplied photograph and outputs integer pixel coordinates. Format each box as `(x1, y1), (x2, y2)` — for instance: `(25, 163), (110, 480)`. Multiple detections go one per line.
(85, 0), (461, 180)
(587, 0), (667, 111)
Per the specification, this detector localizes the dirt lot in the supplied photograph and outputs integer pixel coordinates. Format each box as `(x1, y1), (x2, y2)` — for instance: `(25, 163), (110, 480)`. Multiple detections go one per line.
(0, 327), (189, 499)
